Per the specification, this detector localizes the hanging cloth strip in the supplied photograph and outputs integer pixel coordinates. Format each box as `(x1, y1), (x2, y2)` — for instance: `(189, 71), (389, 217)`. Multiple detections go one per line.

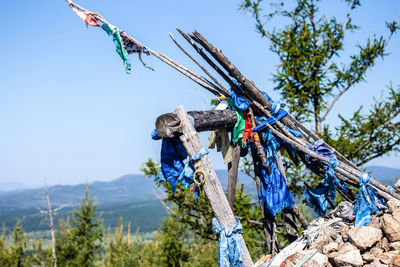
(120, 31), (150, 55)
(353, 173), (379, 226)
(255, 130), (294, 216)
(69, 4), (100, 27)
(101, 23), (131, 74)
(226, 97), (245, 146)
(213, 218), (243, 267)
(303, 158), (349, 216)
(242, 111), (253, 145)
(152, 131), (208, 198)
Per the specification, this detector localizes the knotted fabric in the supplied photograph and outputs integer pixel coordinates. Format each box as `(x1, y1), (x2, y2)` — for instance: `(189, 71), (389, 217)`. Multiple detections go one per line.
(213, 218), (243, 267)
(69, 4), (100, 27)
(152, 132), (208, 198)
(101, 23), (131, 74)
(354, 173), (379, 226)
(304, 158), (348, 216)
(230, 87), (250, 111)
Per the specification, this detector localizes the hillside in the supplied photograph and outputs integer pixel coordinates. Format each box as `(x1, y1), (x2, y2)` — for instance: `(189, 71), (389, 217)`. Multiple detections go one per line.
(0, 170), (255, 234)
(0, 166), (397, 234)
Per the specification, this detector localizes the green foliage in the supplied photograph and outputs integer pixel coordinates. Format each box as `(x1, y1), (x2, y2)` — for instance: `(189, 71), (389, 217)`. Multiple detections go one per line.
(0, 222), (31, 267)
(55, 186), (104, 267)
(71, 186), (104, 266)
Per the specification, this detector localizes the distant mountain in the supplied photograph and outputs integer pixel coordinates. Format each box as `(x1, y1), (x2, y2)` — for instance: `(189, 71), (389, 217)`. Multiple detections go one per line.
(0, 170), (254, 234)
(365, 166), (400, 185)
(0, 166), (397, 234)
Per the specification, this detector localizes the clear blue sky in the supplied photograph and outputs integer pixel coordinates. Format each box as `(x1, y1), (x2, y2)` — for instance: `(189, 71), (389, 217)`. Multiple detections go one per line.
(0, 0), (399, 187)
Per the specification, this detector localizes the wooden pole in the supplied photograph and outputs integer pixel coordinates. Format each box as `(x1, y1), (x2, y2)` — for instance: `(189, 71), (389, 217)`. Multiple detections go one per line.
(227, 144), (241, 209)
(174, 106), (254, 267)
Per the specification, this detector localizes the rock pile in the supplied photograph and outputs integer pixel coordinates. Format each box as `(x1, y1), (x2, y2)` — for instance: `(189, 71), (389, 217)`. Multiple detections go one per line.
(284, 199), (400, 267)
(257, 198), (400, 267)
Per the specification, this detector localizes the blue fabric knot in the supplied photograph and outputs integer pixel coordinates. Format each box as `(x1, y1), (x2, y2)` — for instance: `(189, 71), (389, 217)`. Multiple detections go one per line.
(262, 91), (284, 115)
(354, 173), (379, 226)
(151, 129), (161, 140)
(304, 158), (348, 216)
(153, 134), (208, 198)
(230, 86), (250, 111)
(253, 109), (288, 132)
(213, 218), (243, 267)
(307, 140), (336, 164)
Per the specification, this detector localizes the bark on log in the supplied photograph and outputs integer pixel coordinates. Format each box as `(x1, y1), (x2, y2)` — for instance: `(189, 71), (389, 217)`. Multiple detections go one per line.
(156, 109), (237, 138)
(174, 106), (254, 267)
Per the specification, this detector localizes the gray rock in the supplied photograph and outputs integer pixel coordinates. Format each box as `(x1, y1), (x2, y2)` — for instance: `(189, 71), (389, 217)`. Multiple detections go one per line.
(304, 252), (329, 267)
(348, 226), (383, 251)
(323, 242), (339, 254)
(333, 248), (363, 266)
(390, 241), (400, 251)
(394, 180), (400, 194)
(381, 214), (400, 242)
(387, 199), (400, 212)
(370, 247), (384, 258)
(376, 237), (390, 252)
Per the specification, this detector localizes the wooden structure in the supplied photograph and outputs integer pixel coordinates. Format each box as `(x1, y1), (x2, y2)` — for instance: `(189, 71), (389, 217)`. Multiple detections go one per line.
(64, 1), (400, 264)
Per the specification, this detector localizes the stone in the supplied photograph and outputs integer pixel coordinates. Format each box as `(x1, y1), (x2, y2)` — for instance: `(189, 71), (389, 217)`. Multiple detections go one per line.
(394, 180), (400, 194)
(392, 256), (400, 267)
(373, 251), (399, 265)
(382, 214), (400, 242)
(311, 234), (334, 252)
(256, 255), (272, 265)
(364, 259), (387, 267)
(333, 248), (363, 267)
(362, 253), (376, 263)
(348, 226), (383, 251)
(369, 216), (382, 229)
(376, 237), (390, 252)
(280, 251), (306, 267)
(341, 225), (350, 242)
(323, 242), (339, 254)
(393, 210), (400, 223)
(370, 247), (384, 258)
(304, 252), (329, 267)
(390, 241), (400, 251)
(387, 198), (400, 213)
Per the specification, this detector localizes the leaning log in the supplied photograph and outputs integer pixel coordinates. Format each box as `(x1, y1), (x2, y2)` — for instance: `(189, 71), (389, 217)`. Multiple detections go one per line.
(174, 106), (254, 266)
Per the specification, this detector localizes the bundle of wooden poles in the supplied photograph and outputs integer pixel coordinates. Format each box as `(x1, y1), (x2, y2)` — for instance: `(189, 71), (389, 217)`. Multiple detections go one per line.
(64, 0), (400, 259)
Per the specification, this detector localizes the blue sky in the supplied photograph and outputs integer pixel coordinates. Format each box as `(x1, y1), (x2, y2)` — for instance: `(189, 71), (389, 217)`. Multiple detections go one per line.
(0, 0), (399, 187)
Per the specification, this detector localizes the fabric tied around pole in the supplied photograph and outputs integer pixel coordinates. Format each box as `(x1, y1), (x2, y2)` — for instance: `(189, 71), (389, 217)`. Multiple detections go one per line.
(354, 173), (379, 226)
(230, 86), (250, 111)
(303, 158), (348, 216)
(69, 4), (100, 27)
(101, 23), (131, 74)
(213, 218), (243, 267)
(152, 131), (209, 198)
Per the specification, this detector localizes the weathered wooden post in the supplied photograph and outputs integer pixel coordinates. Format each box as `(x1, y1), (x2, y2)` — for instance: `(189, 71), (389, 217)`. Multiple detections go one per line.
(174, 105), (254, 267)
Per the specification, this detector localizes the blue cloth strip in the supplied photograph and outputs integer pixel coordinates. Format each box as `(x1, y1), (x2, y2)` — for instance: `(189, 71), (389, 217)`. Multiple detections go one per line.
(230, 86), (250, 111)
(213, 218), (243, 267)
(303, 158), (347, 216)
(354, 173), (379, 226)
(253, 109), (288, 132)
(153, 132), (209, 198)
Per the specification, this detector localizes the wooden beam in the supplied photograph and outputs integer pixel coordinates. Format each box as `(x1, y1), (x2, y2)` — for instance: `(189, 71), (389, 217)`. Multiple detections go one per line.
(156, 109), (236, 138)
(174, 106), (254, 267)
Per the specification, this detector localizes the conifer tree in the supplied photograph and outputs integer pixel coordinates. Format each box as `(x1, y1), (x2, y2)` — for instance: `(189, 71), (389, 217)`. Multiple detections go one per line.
(70, 186), (103, 267)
